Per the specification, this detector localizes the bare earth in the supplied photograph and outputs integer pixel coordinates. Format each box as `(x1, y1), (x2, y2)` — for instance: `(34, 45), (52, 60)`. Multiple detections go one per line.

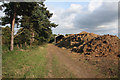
(46, 44), (105, 78)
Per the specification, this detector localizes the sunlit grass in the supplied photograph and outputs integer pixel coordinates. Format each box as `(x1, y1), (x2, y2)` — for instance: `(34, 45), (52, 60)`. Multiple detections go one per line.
(3, 45), (48, 78)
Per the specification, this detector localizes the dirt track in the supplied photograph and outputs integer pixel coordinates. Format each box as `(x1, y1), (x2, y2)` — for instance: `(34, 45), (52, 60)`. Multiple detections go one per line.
(46, 44), (105, 78)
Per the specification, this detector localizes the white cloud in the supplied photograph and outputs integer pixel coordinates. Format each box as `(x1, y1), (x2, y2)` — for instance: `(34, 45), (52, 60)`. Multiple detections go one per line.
(46, 1), (118, 35)
(45, 0), (119, 2)
(68, 4), (83, 13)
(47, 3), (83, 32)
(88, 0), (103, 12)
(95, 20), (118, 34)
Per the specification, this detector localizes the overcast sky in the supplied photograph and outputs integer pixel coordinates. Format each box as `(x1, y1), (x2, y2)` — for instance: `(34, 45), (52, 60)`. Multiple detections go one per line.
(45, 0), (118, 36)
(0, 0), (119, 36)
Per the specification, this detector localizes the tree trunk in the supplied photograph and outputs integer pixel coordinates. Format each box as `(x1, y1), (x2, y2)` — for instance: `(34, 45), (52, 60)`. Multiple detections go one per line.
(20, 44), (22, 48)
(30, 31), (34, 46)
(32, 32), (34, 42)
(10, 10), (16, 51)
(25, 42), (27, 47)
(17, 44), (19, 49)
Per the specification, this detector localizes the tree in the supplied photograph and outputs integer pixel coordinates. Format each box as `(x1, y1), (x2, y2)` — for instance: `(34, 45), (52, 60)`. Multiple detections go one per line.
(2, 26), (11, 47)
(20, 2), (58, 45)
(2, 2), (58, 50)
(14, 28), (31, 47)
(65, 34), (69, 36)
(2, 2), (37, 51)
(32, 2), (58, 44)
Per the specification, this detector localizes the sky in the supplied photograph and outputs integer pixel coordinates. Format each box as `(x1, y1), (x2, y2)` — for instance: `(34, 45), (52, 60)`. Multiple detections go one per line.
(0, 0), (119, 36)
(44, 0), (119, 36)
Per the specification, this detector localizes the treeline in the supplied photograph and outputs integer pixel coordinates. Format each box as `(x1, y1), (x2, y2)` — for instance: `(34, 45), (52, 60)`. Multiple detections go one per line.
(1, 2), (58, 51)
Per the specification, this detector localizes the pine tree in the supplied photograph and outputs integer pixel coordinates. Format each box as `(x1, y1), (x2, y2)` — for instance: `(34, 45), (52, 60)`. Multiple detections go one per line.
(2, 2), (58, 49)
(2, 2), (36, 51)
(19, 2), (58, 45)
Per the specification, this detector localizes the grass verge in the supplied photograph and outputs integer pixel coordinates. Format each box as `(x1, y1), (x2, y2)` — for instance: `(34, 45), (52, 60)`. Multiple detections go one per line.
(3, 45), (48, 78)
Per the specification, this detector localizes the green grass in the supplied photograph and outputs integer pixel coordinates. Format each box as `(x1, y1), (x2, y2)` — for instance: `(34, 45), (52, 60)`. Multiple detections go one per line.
(52, 55), (60, 77)
(3, 45), (48, 78)
(3, 44), (76, 78)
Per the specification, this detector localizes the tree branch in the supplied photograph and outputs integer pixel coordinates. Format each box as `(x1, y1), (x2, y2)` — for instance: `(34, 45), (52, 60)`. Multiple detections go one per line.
(14, 28), (25, 38)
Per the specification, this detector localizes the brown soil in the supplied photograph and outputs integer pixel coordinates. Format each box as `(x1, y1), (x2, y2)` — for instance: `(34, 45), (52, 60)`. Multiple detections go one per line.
(46, 45), (53, 78)
(46, 44), (105, 78)
(56, 31), (119, 77)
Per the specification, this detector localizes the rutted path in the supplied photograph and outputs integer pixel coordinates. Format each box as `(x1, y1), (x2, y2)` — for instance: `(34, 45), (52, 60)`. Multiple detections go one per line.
(46, 44), (104, 78)
(46, 45), (53, 78)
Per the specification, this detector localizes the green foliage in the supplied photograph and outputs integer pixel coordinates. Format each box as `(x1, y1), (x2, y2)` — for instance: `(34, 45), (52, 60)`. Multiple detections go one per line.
(49, 34), (57, 43)
(2, 26), (11, 47)
(17, 2), (58, 45)
(65, 34), (71, 36)
(53, 34), (57, 36)
(1, 2), (37, 26)
(2, 2), (58, 49)
(14, 28), (31, 45)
